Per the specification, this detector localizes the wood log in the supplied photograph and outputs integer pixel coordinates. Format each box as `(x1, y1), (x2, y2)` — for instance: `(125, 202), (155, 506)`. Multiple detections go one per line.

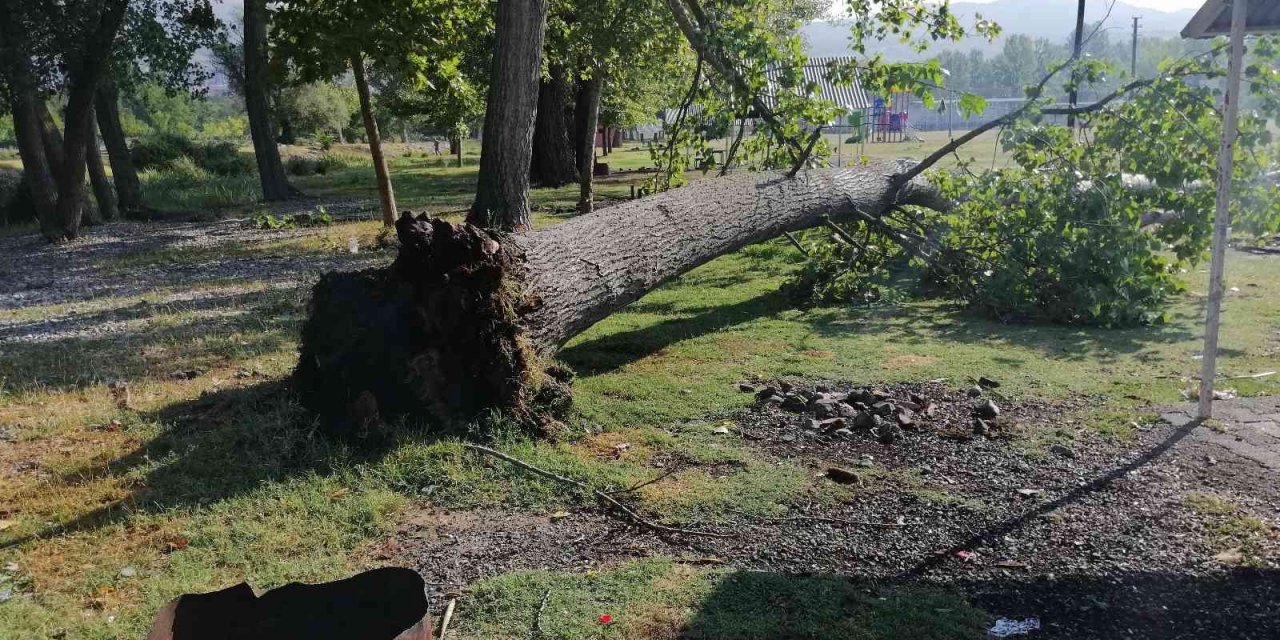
(294, 161), (945, 432)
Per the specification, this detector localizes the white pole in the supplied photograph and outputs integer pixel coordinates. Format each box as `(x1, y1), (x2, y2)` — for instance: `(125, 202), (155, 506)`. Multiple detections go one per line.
(1199, 0), (1248, 418)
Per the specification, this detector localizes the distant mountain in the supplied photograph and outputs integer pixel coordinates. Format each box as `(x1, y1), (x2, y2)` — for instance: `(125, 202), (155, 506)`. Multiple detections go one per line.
(802, 0), (1197, 59)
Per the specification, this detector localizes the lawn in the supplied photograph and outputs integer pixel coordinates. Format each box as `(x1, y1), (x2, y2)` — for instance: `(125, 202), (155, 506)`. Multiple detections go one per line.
(1, 132), (1277, 638)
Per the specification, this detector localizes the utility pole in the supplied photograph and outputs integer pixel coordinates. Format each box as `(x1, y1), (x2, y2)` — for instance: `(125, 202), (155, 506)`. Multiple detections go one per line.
(1067, 0), (1086, 129)
(1131, 16), (1142, 76)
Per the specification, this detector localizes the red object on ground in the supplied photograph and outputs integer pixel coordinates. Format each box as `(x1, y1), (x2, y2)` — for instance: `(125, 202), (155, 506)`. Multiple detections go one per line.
(599, 614), (614, 625)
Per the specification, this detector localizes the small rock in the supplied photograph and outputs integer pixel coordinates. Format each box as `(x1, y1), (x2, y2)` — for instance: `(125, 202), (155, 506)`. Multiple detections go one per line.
(853, 411), (879, 430)
(1012, 460), (1032, 473)
(1206, 456), (1219, 466)
(777, 433), (797, 443)
(778, 381), (794, 393)
(0, 588), (11, 603)
(818, 417), (847, 432)
(870, 389), (891, 402)
(832, 428), (855, 440)
(974, 399), (1000, 420)
(826, 467), (861, 485)
(895, 407), (916, 427)
(966, 385), (983, 398)
(836, 403), (860, 419)
(972, 418), (990, 436)
(763, 395), (784, 406)
(1214, 548), (1244, 565)
(815, 384), (832, 393)
(168, 369), (203, 381)
(711, 425), (732, 435)
(811, 398), (838, 418)
(1048, 444), (1077, 460)
(118, 566), (137, 578)
(755, 387), (779, 401)
(978, 376), (1001, 389)
(780, 394), (807, 412)
(857, 454), (875, 468)
(871, 401), (896, 417)
(1016, 488), (1043, 498)
(876, 422), (903, 445)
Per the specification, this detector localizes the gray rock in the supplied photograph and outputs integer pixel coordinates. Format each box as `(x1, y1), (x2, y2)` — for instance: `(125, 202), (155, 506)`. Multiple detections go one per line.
(871, 401), (896, 417)
(738, 382), (757, 393)
(755, 386), (779, 401)
(967, 385), (983, 398)
(978, 376), (1002, 389)
(857, 454), (875, 468)
(836, 403), (860, 419)
(972, 418), (990, 436)
(853, 411), (879, 430)
(832, 428), (855, 440)
(781, 394), (808, 412)
(896, 407), (916, 427)
(876, 422), (903, 445)
(1049, 444), (1078, 459)
(975, 399), (1000, 420)
(826, 467), (860, 485)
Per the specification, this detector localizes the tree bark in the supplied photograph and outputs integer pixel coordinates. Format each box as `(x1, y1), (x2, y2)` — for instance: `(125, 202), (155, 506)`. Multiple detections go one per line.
(7, 94), (58, 229)
(95, 76), (146, 216)
(47, 0), (129, 241)
(37, 102), (66, 180)
(529, 64), (578, 188)
(469, 0), (549, 231)
(85, 106), (117, 222)
(244, 0), (298, 202)
(351, 52), (398, 227)
(574, 75), (602, 214)
(295, 162), (945, 432)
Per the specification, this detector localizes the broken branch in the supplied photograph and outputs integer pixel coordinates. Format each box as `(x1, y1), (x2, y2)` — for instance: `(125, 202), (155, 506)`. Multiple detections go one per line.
(464, 444), (734, 539)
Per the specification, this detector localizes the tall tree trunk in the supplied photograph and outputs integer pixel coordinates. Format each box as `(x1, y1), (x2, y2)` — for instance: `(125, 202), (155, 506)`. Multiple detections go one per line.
(244, 0), (297, 202)
(452, 135), (462, 167)
(0, 0), (57, 228)
(574, 75), (603, 214)
(8, 95), (58, 230)
(351, 52), (398, 226)
(469, 0), (549, 231)
(47, 0), (129, 241)
(529, 64), (578, 188)
(85, 106), (117, 222)
(95, 76), (146, 216)
(37, 102), (66, 180)
(295, 163), (946, 432)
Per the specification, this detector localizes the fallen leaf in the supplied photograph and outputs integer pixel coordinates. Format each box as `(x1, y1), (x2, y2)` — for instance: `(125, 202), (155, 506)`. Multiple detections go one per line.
(549, 510), (570, 522)
(328, 488), (351, 502)
(1214, 549), (1244, 565)
(0, 519), (16, 531)
(165, 536), (190, 552)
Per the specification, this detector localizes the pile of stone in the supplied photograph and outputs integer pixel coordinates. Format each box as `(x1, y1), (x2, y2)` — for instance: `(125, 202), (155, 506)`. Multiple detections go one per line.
(742, 380), (1002, 445)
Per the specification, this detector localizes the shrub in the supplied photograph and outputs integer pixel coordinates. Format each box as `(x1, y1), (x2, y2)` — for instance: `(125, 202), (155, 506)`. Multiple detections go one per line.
(286, 156), (320, 176)
(130, 133), (195, 171)
(316, 132), (335, 151)
(783, 226), (906, 306)
(190, 141), (254, 176)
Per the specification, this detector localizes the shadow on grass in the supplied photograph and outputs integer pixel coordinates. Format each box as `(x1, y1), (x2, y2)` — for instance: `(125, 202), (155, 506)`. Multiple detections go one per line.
(559, 289), (791, 376)
(3, 379), (440, 550)
(680, 568), (1278, 639)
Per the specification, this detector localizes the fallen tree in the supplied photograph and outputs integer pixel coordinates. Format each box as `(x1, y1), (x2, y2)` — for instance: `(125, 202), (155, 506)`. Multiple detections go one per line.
(294, 161), (946, 432)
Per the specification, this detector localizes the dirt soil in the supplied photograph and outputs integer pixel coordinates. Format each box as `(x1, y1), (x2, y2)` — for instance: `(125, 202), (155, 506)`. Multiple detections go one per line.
(392, 383), (1280, 639)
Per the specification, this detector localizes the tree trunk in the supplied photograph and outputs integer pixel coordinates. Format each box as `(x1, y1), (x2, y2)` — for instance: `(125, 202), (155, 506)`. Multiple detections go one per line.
(85, 106), (117, 222)
(469, 0), (549, 231)
(574, 75), (602, 214)
(529, 64), (578, 188)
(452, 135), (462, 167)
(47, 0), (129, 241)
(96, 76), (146, 216)
(8, 94), (58, 229)
(244, 0), (297, 202)
(352, 52), (398, 227)
(37, 102), (67, 180)
(295, 163), (945, 433)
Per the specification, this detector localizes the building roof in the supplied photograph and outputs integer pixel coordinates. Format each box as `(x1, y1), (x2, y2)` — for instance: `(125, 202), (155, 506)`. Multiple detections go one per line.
(1182, 0), (1280, 38)
(767, 56), (872, 112)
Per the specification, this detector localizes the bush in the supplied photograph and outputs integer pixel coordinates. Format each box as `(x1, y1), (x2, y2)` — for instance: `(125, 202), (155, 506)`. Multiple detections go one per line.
(130, 133), (195, 171)
(0, 168), (30, 225)
(286, 156), (320, 176)
(783, 226), (905, 306)
(190, 140), (254, 176)
(131, 134), (252, 176)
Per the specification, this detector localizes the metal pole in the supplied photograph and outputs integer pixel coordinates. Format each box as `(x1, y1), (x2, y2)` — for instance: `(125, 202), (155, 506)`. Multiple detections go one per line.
(1199, 0), (1248, 419)
(1131, 16), (1141, 76)
(1068, 0), (1086, 129)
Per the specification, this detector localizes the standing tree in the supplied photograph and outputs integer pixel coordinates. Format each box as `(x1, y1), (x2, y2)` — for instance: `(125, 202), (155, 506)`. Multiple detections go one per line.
(244, 0), (298, 202)
(469, 0), (550, 231)
(0, 0), (130, 240)
(529, 63), (578, 188)
(277, 0), (480, 226)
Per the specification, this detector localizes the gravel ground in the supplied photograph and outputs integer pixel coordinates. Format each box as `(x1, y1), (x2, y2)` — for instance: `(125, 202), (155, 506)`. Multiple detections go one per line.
(395, 384), (1280, 638)
(0, 207), (387, 344)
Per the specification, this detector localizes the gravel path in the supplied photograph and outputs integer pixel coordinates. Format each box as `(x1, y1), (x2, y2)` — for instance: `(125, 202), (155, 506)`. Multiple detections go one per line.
(394, 385), (1280, 638)
(0, 212), (388, 344)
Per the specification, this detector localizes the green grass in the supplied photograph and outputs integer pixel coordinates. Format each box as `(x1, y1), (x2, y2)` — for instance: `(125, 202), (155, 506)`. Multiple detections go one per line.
(2, 129), (1279, 638)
